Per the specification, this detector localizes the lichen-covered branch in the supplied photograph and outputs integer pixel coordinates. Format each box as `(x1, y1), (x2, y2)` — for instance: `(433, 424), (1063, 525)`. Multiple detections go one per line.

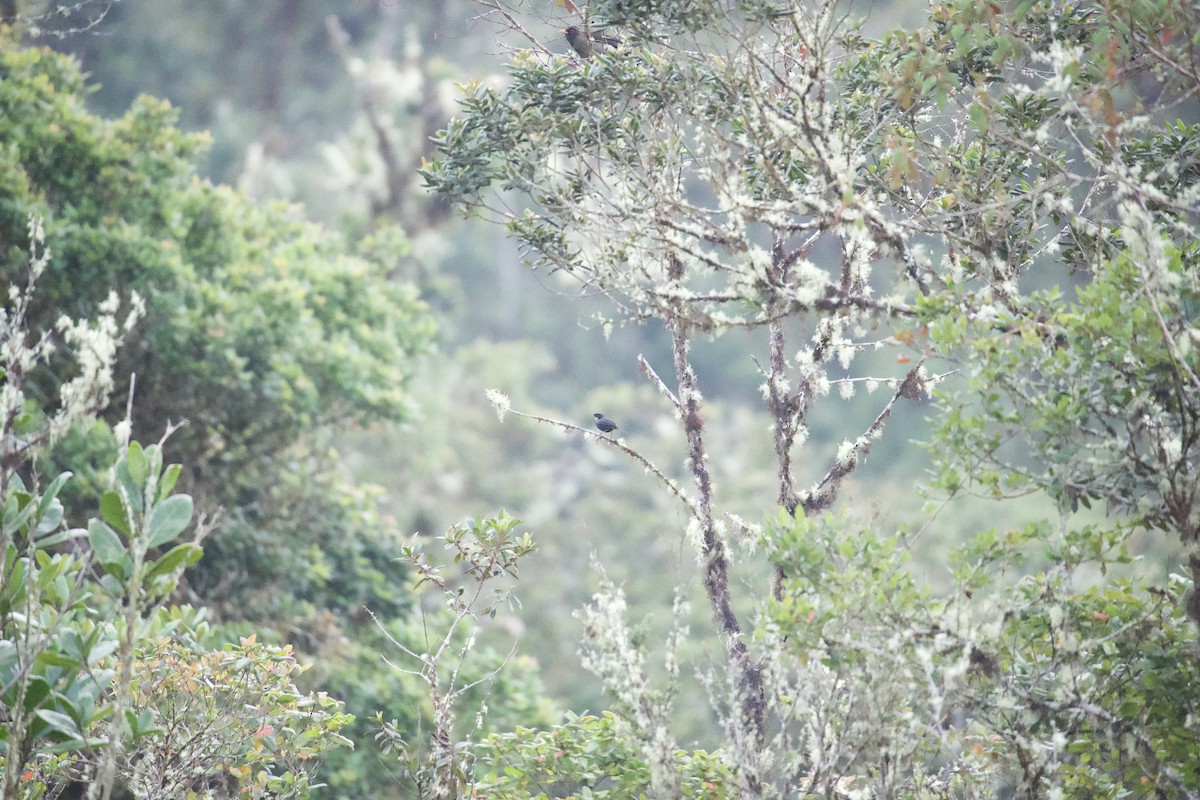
(665, 278), (765, 795)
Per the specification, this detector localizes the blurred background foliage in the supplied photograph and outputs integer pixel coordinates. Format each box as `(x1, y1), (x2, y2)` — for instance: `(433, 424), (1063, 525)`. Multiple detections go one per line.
(0, 0), (1189, 795)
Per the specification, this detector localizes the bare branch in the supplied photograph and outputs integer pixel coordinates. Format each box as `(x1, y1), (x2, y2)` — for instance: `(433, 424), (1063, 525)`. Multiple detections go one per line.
(802, 363), (930, 514)
(638, 353), (681, 410)
(500, 405), (700, 520)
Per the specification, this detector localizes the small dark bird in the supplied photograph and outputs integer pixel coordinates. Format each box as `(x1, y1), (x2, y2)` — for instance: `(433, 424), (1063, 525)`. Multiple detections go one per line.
(563, 25), (621, 59)
(593, 412), (619, 434)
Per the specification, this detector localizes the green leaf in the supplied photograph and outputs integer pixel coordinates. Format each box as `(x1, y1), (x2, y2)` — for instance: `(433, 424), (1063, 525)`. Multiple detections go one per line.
(36, 471), (72, 522)
(35, 710), (80, 734)
(86, 639), (119, 667)
(99, 491), (131, 537)
(88, 519), (125, 565)
(34, 498), (64, 536)
(126, 709), (163, 740)
(145, 542), (203, 581)
(144, 444), (164, 485)
(2, 549), (27, 601)
(126, 442), (147, 486)
(45, 736), (108, 754)
(35, 650), (84, 670)
(116, 460), (142, 516)
(32, 527), (86, 549)
(157, 464), (181, 503)
(3, 490), (36, 534)
(147, 495), (193, 548)
(4, 675), (51, 711)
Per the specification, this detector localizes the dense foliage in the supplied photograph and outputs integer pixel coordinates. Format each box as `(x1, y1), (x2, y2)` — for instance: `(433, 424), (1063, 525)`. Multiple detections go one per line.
(0, 243), (353, 797)
(0, 40), (433, 621)
(0, 35), (439, 796)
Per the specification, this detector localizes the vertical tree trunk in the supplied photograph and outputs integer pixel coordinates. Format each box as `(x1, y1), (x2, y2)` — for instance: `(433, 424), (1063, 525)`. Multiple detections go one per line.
(665, 263), (765, 795)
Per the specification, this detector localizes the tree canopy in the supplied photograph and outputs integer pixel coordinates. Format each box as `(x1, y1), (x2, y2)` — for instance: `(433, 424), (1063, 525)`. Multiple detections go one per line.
(0, 37), (434, 617)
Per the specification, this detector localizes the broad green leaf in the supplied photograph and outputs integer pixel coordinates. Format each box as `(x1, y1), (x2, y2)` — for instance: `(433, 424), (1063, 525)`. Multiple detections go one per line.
(126, 441), (147, 486)
(35, 471), (72, 523)
(116, 460), (142, 515)
(100, 558), (131, 581)
(15, 676), (51, 711)
(2, 555), (27, 602)
(99, 491), (131, 537)
(147, 495), (193, 548)
(145, 542), (203, 581)
(126, 709), (164, 740)
(3, 490), (36, 534)
(45, 735), (107, 754)
(86, 639), (119, 667)
(35, 650), (83, 670)
(34, 498), (64, 536)
(145, 444), (164, 484)
(88, 519), (125, 565)
(32, 527), (86, 549)
(98, 574), (123, 595)
(157, 463), (182, 503)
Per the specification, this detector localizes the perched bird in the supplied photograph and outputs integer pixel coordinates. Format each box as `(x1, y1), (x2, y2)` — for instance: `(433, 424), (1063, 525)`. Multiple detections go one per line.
(563, 25), (621, 59)
(593, 412), (619, 434)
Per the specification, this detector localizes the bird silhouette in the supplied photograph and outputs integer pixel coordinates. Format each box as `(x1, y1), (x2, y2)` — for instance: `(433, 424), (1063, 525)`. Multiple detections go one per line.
(563, 25), (621, 59)
(593, 412), (619, 434)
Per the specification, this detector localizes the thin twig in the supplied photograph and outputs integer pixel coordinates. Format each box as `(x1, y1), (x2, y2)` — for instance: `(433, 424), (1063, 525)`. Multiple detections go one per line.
(638, 354), (681, 410)
(803, 362), (931, 513)
(1137, 264), (1200, 395)
(470, 0), (557, 58)
(502, 406), (699, 519)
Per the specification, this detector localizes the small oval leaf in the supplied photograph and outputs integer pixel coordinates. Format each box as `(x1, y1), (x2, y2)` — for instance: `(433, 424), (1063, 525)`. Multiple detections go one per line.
(87, 519), (125, 565)
(145, 543), (203, 582)
(126, 442), (147, 487)
(99, 492), (131, 537)
(157, 464), (182, 503)
(147, 495), (193, 548)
